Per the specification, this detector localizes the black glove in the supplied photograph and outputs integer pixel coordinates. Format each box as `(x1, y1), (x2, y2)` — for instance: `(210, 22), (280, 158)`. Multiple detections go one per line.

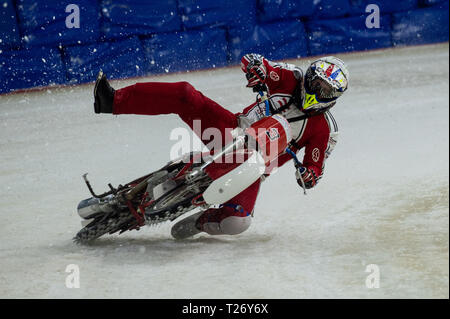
(241, 54), (267, 89)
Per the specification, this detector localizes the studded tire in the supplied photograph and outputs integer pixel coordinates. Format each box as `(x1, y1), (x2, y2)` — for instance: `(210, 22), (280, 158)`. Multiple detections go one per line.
(73, 209), (135, 244)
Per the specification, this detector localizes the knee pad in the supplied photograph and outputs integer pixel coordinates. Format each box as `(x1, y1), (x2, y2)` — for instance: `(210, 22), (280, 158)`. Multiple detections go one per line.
(202, 215), (252, 235)
(221, 215), (252, 235)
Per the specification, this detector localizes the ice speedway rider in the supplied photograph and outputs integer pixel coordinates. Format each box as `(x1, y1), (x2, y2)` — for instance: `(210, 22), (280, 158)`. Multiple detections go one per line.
(93, 54), (349, 239)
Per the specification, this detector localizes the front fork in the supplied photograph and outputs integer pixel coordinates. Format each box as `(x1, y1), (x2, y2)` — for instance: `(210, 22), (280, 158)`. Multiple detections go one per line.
(80, 173), (150, 229)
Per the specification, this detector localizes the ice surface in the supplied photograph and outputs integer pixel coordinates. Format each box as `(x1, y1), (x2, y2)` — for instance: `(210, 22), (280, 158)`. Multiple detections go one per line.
(0, 43), (448, 298)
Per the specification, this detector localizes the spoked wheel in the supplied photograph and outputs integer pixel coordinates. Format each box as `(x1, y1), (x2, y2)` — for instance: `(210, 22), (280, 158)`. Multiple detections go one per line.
(73, 159), (211, 243)
(73, 209), (136, 244)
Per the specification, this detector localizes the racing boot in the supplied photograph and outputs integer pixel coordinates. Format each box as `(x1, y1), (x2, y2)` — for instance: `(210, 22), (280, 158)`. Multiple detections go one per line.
(94, 71), (115, 114)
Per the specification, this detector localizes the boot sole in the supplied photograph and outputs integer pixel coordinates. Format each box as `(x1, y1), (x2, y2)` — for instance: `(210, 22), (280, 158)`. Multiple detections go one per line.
(93, 70), (104, 114)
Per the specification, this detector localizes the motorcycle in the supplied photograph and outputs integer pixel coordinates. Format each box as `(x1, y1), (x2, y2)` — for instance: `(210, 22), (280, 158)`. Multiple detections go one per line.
(74, 94), (302, 244)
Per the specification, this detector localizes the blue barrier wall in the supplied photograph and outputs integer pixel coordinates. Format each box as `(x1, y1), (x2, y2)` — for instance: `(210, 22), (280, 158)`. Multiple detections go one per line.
(142, 29), (228, 74)
(100, 0), (181, 39)
(0, 47), (66, 91)
(0, 0), (20, 51)
(16, 0), (100, 47)
(392, 2), (449, 46)
(348, 0), (419, 14)
(257, 0), (316, 22)
(178, 0), (257, 29)
(63, 37), (148, 83)
(229, 20), (309, 63)
(0, 0), (449, 94)
(306, 14), (393, 55)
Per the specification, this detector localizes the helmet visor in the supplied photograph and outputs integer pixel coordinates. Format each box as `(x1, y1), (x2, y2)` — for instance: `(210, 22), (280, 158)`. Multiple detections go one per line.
(305, 76), (337, 102)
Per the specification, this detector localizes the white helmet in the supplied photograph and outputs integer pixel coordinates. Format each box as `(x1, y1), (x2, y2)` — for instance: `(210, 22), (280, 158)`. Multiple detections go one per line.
(303, 56), (349, 112)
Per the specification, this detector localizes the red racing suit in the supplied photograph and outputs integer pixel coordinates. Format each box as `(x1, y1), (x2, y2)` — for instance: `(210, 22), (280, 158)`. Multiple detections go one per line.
(237, 58), (339, 183)
(112, 56), (338, 234)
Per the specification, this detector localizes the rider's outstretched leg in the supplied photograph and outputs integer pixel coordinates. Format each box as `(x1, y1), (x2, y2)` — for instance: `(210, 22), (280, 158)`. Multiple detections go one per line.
(112, 80), (238, 145)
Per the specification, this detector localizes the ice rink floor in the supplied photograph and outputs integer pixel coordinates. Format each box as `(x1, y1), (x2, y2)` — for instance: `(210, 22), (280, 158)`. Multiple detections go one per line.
(0, 43), (448, 298)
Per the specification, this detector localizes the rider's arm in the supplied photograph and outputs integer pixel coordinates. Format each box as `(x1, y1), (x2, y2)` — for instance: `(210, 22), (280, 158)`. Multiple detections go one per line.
(290, 114), (337, 190)
(296, 132), (330, 189)
(241, 54), (298, 95)
(265, 137), (327, 188)
(297, 113), (339, 189)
